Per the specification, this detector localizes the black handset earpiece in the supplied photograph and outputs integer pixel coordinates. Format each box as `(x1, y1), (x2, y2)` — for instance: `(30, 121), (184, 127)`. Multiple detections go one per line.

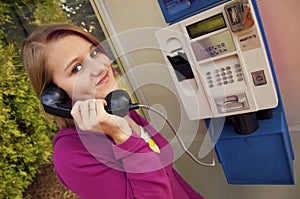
(41, 83), (73, 119)
(41, 83), (139, 118)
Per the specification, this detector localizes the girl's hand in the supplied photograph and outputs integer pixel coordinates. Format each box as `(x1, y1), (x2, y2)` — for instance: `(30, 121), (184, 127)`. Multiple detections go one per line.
(71, 99), (131, 144)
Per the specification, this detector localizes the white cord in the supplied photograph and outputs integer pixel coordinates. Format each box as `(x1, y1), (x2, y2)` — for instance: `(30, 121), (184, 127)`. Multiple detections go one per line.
(137, 104), (215, 167)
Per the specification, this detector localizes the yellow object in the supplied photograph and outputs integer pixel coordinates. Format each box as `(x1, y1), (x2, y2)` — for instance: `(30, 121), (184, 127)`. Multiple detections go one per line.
(147, 139), (160, 153)
(140, 126), (160, 153)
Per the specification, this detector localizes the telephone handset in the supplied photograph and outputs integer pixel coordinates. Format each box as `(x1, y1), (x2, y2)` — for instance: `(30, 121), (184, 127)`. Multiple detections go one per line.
(41, 83), (216, 167)
(40, 83), (139, 119)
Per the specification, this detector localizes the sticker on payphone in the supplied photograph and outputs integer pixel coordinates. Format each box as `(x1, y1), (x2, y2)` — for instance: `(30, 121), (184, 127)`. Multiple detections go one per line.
(237, 28), (261, 51)
(225, 0), (254, 32)
(225, 1), (244, 32)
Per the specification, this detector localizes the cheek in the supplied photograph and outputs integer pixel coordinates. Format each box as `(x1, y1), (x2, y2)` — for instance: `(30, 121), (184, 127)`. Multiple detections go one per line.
(71, 77), (95, 101)
(55, 79), (74, 100)
(52, 73), (72, 97)
(54, 75), (91, 101)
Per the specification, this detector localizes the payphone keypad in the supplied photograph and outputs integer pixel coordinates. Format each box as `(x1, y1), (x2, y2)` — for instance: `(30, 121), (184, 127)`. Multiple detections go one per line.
(205, 63), (244, 89)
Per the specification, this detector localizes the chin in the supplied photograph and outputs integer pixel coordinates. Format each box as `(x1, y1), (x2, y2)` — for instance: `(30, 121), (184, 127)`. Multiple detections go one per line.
(96, 84), (118, 99)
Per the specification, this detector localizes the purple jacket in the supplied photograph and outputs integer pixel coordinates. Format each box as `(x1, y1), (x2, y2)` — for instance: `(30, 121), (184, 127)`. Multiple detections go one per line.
(53, 111), (204, 199)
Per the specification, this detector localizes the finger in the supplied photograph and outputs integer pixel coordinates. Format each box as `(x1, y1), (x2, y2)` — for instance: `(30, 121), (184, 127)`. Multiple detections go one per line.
(80, 100), (91, 124)
(95, 99), (107, 112)
(71, 101), (81, 119)
(95, 99), (108, 121)
(71, 101), (83, 127)
(88, 99), (97, 119)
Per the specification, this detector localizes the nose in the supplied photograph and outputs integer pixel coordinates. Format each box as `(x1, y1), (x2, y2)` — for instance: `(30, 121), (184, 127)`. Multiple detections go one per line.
(90, 64), (106, 77)
(83, 56), (107, 77)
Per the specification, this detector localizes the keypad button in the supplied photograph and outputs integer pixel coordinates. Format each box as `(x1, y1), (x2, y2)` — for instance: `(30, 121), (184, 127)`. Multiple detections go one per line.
(235, 68), (242, 73)
(237, 73), (243, 77)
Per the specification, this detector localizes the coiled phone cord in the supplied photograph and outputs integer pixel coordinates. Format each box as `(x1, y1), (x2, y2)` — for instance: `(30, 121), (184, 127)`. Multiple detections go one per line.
(101, 89), (215, 167)
(136, 104), (215, 167)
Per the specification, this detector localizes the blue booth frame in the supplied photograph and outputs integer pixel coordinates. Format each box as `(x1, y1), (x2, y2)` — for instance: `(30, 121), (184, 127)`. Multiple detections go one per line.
(157, 0), (295, 184)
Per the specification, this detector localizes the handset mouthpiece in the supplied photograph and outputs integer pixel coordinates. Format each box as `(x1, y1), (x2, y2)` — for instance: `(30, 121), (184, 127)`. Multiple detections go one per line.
(104, 90), (139, 117)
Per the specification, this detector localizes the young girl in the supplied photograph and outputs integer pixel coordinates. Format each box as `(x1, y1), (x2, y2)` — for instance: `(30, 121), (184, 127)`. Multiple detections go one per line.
(22, 23), (204, 199)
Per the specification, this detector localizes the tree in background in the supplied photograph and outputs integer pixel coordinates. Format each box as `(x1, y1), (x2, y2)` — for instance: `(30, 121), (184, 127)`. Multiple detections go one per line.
(60, 0), (113, 59)
(0, 0), (112, 197)
(0, 0), (75, 198)
(61, 0), (103, 35)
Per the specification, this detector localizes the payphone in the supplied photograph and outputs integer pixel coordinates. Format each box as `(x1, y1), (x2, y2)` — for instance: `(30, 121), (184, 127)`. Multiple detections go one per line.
(156, 0), (294, 184)
(156, 0), (278, 122)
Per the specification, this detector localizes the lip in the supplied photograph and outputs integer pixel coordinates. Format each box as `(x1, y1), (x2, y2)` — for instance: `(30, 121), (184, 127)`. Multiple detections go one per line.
(96, 71), (109, 86)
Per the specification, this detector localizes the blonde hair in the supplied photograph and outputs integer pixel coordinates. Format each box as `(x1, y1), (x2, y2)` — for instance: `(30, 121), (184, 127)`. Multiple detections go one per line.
(22, 23), (105, 128)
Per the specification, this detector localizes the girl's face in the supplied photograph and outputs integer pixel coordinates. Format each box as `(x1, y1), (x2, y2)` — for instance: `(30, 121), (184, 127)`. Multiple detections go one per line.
(45, 35), (117, 101)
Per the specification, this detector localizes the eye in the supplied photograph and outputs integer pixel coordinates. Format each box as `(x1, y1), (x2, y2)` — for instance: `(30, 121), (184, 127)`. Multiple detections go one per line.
(90, 46), (102, 58)
(71, 64), (83, 74)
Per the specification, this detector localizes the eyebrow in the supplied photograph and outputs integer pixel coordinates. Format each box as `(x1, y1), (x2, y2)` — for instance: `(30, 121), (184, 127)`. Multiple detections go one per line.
(64, 44), (95, 72)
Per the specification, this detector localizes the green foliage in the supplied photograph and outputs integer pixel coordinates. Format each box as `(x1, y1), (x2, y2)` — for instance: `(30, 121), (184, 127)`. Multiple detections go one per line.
(0, 0), (111, 197)
(0, 41), (57, 198)
(0, 0), (67, 198)
(33, 0), (70, 25)
(61, 0), (102, 36)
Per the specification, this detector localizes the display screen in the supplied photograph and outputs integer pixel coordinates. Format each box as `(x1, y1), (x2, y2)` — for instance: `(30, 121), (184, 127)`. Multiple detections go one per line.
(186, 13), (227, 39)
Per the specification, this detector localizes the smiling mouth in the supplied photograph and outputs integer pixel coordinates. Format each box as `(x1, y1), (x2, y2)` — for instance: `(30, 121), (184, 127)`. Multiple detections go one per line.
(97, 71), (109, 86)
